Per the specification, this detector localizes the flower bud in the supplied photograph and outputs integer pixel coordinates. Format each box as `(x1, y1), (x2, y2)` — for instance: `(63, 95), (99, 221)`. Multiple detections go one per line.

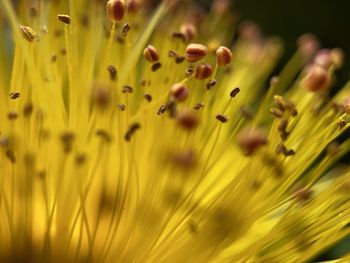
(302, 65), (329, 92)
(143, 45), (159, 63)
(169, 83), (189, 102)
(216, 46), (232, 67)
(106, 0), (127, 22)
(180, 23), (197, 42)
(195, 63), (213, 80)
(185, 43), (208, 63)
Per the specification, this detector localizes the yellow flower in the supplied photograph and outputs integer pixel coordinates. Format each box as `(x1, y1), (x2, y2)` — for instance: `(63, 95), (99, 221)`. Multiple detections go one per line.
(0, 0), (349, 262)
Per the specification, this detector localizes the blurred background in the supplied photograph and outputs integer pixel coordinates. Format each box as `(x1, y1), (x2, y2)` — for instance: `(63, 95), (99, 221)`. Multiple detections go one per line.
(199, 0), (350, 89)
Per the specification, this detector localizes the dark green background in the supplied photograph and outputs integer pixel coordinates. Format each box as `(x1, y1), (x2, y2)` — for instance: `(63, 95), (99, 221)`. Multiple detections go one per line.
(199, 0), (350, 88)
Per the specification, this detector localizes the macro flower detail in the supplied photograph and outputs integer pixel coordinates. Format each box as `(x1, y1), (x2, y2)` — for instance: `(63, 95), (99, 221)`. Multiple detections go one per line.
(0, 0), (350, 262)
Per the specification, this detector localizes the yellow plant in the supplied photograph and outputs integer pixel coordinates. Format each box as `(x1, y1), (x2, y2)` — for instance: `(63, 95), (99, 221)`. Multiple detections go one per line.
(0, 0), (350, 262)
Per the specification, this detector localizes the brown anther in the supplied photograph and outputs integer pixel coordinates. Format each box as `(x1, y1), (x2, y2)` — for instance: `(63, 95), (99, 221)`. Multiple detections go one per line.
(151, 62), (162, 72)
(302, 65), (329, 92)
(216, 114), (229, 123)
(280, 130), (290, 141)
(193, 102), (204, 110)
(7, 111), (18, 120)
(185, 67), (194, 76)
(115, 34), (125, 44)
(96, 129), (112, 142)
(172, 32), (186, 42)
(60, 132), (75, 153)
(175, 56), (185, 64)
(23, 102), (33, 117)
(106, 0), (127, 22)
(169, 83), (189, 102)
(172, 148), (197, 170)
(20, 25), (39, 42)
(338, 119), (346, 129)
(143, 45), (159, 63)
(168, 50), (178, 58)
(195, 63), (213, 80)
(57, 14), (71, 24)
(293, 187), (312, 203)
(230, 87), (240, 98)
(180, 23), (197, 42)
(270, 107), (283, 118)
(122, 85), (133, 93)
(157, 104), (166, 115)
(278, 119), (288, 132)
(60, 48), (67, 55)
(343, 97), (350, 115)
(9, 92), (20, 100)
(122, 23), (131, 37)
(29, 6), (39, 18)
(124, 123), (141, 141)
(206, 79), (217, 90)
(92, 85), (111, 108)
(6, 150), (16, 163)
(144, 94), (152, 102)
(185, 43), (208, 63)
(107, 65), (117, 81)
(51, 54), (57, 63)
(327, 142), (340, 156)
(216, 46), (233, 67)
(165, 100), (177, 118)
(237, 127), (267, 156)
(176, 110), (199, 130)
(80, 14), (90, 28)
(75, 153), (87, 165)
(118, 103), (126, 111)
(240, 106), (253, 120)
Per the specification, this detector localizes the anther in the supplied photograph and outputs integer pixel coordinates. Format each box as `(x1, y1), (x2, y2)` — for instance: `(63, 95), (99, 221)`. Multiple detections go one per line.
(175, 56), (185, 64)
(107, 65), (117, 81)
(302, 65), (329, 92)
(169, 83), (189, 102)
(60, 132), (75, 153)
(165, 100), (177, 118)
(51, 54), (57, 63)
(75, 153), (87, 166)
(151, 62), (162, 72)
(9, 92), (20, 100)
(143, 45), (160, 63)
(172, 32), (186, 42)
(176, 110), (199, 130)
(157, 104), (166, 115)
(23, 102), (34, 117)
(185, 67), (194, 77)
(6, 150), (16, 163)
(230, 87), (240, 98)
(338, 119), (346, 129)
(278, 119), (288, 132)
(185, 43), (208, 63)
(237, 127), (267, 156)
(180, 23), (197, 42)
(193, 102), (204, 110)
(168, 50), (178, 58)
(144, 94), (152, 102)
(330, 48), (344, 69)
(118, 103), (126, 111)
(20, 25), (39, 42)
(96, 129), (112, 142)
(7, 111), (18, 120)
(270, 108), (283, 118)
(216, 46), (233, 67)
(240, 106), (253, 120)
(106, 0), (127, 22)
(92, 85), (111, 109)
(57, 14), (71, 24)
(122, 23), (131, 37)
(124, 123), (141, 141)
(122, 85), (133, 93)
(195, 63), (213, 80)
(297, 33), (320, 58)
(206, 79), (217, 90)
(216, 114), (229, 123)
